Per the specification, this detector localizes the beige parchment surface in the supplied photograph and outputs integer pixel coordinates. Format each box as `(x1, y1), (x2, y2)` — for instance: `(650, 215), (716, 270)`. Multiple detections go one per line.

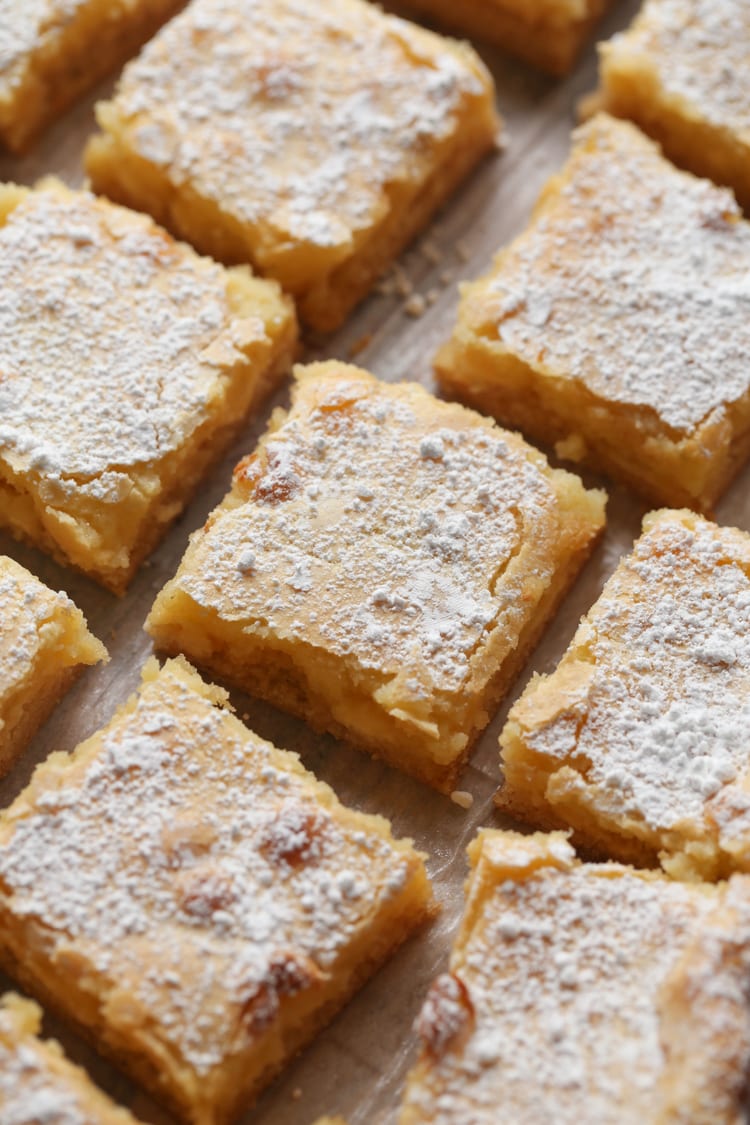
(4, 2), (747, 1121)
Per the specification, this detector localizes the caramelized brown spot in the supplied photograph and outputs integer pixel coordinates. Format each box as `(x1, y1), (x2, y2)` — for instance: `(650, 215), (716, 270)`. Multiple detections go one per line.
(240, 982), (278, 1036)
(190, 23), (211, 46)
(140, 226), (179, 267)
(268, 948), (324, 995)
(162, 816), (217, 866)
(177, 864), (237, 918)
(251, 53), (300, 99)
(235, 447), (301, 505)
(240, 949), (326, 1035)
(316, 376), (363, 411)
(233, 451), (263, 492)
(259, 802), (326, 867)
(698, 204), (738, 231)
(314, 393), (362, 438)
(417, 973), (475, 1059)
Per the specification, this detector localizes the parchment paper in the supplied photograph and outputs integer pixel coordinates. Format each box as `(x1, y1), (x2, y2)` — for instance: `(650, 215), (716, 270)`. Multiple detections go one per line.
(4, 3), (744, 1120)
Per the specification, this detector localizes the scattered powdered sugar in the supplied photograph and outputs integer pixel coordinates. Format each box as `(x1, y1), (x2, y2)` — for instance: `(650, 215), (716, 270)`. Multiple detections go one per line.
(0, 997), (134, 1122)
(0, 557), (80, 722)
(0, 1044), (92, 1125)
(0, 1), (84, 86)
(0, 187), (252, 481)
(522, 512), (750, 840)
(107, 0), (486, 254)
(608, 0), (750, 139)
(483, 115), (750, 433)
(0, 1034), (99, 1124)
(0, 661), (420, 1076)
(173, 368), (576, 695)
(404, 852), (723, 1124)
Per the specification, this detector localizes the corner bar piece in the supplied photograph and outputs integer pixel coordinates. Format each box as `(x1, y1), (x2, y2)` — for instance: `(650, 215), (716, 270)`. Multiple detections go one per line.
(499, 509), (750, 881)
(0, 179), (296, 593)
(0, 0), (183, 153)
(400, 829), (750, 1125)
(0, 554), (106, 777)
(436, 114), (750, 511)
(146, 362), (606, 792)
(0, 656), (433, 1124)
(0, 993), (140, 1124)
(84, 0), (499, 331)
(596, 0), (750, 211)
(399, 0), (614, 76)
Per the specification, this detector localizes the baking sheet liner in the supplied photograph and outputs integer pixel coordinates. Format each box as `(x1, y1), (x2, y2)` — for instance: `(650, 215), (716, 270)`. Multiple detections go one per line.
(5, 3), (742, 1120)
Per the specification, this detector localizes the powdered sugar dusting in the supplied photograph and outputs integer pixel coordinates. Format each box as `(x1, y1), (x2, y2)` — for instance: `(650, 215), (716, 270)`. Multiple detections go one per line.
(403, 841), (730, 1124)
(0, 1), (83, 85)
(0, 556), (91, 733)
(170, 366), (583, 696)
(518, 512), (750, 850)
(606, 0), (750, 140)
(0, 999), (135, 1120)
(481, 115), (750, 433)
(104, 0), (487, 259)
(0, 185), (254, 480)
(0, 996), (133, 1124)
(0, 1044), (94, 1125)
(0, 659), (422, 1077)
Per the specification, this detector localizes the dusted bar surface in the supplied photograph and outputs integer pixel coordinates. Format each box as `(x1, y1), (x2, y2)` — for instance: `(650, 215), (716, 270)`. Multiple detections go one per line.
(85, 0), (499, 331)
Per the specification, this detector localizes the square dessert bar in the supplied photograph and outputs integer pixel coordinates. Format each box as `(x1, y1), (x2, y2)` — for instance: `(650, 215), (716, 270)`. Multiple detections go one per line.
(436, 113), (750, 512)
(399, 0), (614, 76)
(0, 554), (106, 778)
(147, 361), (606, 792)
(0, 0), (184, 153)
(400, 830), (750, 1125)
(0, 993), (139, 1123)
(596, 0), (750, 211)
(499, 509), (750, 881)
(0, 656), (433, 1123)
(0, 179), (296, 594)
(84, 0), (499, 332)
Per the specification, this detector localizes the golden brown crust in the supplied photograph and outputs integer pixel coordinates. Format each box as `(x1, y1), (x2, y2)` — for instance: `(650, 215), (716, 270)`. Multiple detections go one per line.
(0, 992), (140, 1123)
(498, 509), (750, 881)
(0, 656), (433, 1123)
(396, 0), (614, 76)
(147, 361), (605, 791)
(0, 0), (185, 154)
(0, 179), (296, 593)
(436, 113), (750, 511)
(596, 0), (750, 211)
(0, 554), (106, 777)
(400, 830), (750, 1125)
(84, 0), (499, 331)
